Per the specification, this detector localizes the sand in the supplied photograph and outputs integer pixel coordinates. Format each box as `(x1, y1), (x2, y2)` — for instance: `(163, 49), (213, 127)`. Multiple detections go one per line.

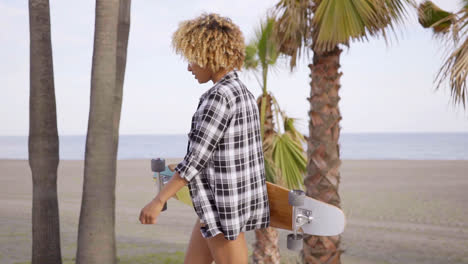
(1, 159), (467, 264)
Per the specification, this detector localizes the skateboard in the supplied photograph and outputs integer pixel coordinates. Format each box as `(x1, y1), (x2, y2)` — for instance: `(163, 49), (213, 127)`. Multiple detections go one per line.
(151, 158), (346, 250)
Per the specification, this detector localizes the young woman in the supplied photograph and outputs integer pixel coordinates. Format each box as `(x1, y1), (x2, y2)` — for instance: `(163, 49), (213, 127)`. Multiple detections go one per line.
(139, 13), (270, 264)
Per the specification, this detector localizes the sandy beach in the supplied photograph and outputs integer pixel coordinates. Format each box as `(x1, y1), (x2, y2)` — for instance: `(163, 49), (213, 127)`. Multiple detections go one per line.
(1, 159), (467, 264)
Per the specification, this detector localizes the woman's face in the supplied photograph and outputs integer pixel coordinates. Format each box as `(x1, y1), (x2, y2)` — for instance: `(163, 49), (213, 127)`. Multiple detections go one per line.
(188, 62), (212, 84)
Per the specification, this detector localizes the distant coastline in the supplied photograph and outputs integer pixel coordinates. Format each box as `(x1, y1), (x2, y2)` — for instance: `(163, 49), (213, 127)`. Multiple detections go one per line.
(1, 132), (467, 160)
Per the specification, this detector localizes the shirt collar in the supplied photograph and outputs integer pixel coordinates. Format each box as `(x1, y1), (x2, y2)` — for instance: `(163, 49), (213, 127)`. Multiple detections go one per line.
(199, 70), (238, 100)
(215, 70), (238, 84)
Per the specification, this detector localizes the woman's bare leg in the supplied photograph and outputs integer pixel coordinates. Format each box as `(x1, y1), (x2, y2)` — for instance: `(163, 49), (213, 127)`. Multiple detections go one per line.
(184, 220), (214, 264)
(205, 232), (248, 264)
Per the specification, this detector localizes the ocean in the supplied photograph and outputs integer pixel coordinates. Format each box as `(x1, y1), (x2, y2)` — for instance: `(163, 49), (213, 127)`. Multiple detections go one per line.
(1, 133), (467, 160)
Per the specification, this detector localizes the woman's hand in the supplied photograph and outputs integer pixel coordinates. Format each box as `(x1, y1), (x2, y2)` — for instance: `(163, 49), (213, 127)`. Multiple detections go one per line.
(139, 197), (164, 224)
(139, 171), (188, 225)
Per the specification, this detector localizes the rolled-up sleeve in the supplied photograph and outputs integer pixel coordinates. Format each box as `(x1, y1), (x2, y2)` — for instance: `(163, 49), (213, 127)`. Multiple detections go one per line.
(175, 91), (233, 182)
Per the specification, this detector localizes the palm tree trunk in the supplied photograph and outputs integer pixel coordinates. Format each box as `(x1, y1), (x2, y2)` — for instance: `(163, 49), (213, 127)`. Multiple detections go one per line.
(259, 67), (268, 137)
(253, 93), (280, 264)
(28, 1), (62, 264)
(253, 227), (280, 264)
(113, 0), (131, 156)
(257, 93), (275, 139)
(76, 1), (120, 263)
(302, 46), (343, 264)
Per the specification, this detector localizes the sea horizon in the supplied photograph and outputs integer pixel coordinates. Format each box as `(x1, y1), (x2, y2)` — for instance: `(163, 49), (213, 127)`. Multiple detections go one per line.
(1, 132), (467, 160)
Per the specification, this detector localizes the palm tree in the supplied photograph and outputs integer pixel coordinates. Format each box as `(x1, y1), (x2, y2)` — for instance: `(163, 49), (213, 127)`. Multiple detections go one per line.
(113, 0), (131, 154)
(76, 0), (130, 263)
(245, 17), (280, 140)
(245, 17), (307, 264)
(272, 0), (413, 263)
(28, 1), (62, 263)
(418, 1), (468, 108)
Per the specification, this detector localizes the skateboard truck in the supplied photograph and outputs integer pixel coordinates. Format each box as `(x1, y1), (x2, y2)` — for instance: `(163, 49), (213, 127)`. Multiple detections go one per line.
(151, 158), (171, 211)
(295, 208), (314, 227)
(287, 189), (311, 251)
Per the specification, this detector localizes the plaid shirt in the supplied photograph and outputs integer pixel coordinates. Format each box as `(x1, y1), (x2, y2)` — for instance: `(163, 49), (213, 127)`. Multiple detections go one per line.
(174, 71), (270, 240)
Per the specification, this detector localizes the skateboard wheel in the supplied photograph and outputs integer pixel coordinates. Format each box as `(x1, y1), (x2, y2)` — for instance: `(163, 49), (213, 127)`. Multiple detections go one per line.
(288, 190), (305, 206)
(287, 233), (303, 251)
(151, 158), (166, 172)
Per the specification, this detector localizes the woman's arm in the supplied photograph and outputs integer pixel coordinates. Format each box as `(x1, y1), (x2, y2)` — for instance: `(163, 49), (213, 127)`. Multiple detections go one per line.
(174, 91), (232, 182)
(139, 171), (188, 224)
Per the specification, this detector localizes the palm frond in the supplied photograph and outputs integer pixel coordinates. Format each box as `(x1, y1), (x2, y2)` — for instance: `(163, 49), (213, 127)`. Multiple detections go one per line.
(263, 151), (279, 184)
(245, 43), (259, 70)
(262, 132), (282, 184)
(436, 35), (468, 108)
(418, 1), (468, 108)
(284, 116), (306, 143)
(271, 132), (306, 190)
(244, 16), (282, 90)
(257, 17), (280, 68)
(272, 0), (313, 69)
(273, 0), (414, 63)
(463, 0), (468, 9)
(312, 0), (414, 52)
(262, 100), (307, 190)
(418, 1), (455, 35)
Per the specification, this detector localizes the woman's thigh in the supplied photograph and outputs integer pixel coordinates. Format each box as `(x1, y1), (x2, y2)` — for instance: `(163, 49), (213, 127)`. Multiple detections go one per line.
(205, 232), (248, 264)
(184, 220), (213, 264)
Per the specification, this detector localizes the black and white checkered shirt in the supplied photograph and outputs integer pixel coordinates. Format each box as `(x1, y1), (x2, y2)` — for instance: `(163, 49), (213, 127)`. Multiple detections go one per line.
(174, 70), (270, 240)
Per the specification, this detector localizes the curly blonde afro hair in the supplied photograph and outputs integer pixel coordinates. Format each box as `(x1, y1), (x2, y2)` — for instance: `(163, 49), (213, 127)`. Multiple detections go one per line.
(172, 13), (245, 73)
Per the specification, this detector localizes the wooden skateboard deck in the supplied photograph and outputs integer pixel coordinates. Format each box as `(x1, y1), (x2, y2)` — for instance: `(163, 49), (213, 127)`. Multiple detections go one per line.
(160, 164), (345, 236)
(267, 182), (345, 236)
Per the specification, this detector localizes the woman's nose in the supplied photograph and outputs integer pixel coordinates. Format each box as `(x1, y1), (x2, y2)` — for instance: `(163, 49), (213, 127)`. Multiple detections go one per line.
(187, 64), (192, 71)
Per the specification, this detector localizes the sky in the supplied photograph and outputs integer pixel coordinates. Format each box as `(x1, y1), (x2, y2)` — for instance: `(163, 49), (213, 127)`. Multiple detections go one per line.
(1, 0), (467, 136)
